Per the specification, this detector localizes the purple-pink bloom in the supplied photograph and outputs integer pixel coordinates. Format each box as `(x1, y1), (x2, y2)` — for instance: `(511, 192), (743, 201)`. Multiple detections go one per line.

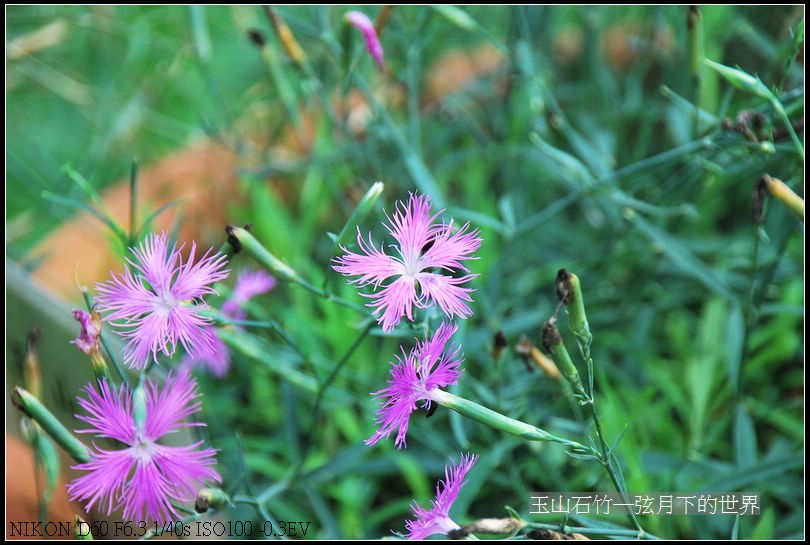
(345, 10), (384, 71)
(403, 453), (478, 540)
(183, 269), (276, 377)
(366, 322), (463, 449)
(67, 371), (220, 525)
(181, 335), (231, 378)
(70, 309), (102, 355)
(333, 193), (481, 333)
(94, 231), (229, 370)
(221, 269), (277, 322)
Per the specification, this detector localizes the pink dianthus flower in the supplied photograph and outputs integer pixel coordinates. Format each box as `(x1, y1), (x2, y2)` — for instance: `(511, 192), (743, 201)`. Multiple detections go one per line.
(95, 231), (229, 370)
(403, 453), (479, 540)
(67, 372), (220, 525)
(366, 322), (463, 449)
(333, 193), (481, 332)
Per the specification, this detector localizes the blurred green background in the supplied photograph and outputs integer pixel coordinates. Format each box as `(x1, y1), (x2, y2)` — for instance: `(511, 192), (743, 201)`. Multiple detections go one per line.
(6, 5), (804, 540)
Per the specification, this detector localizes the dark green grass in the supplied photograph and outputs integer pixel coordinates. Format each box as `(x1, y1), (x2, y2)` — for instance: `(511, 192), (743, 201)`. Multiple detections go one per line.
(6, 5), (803, 540)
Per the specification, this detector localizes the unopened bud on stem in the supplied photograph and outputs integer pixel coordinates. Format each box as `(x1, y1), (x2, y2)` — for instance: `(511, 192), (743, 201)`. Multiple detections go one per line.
(226, 225), (301, 283)
(517, 335), (560, 380)
(492, 330), (508, 362)
(759, 174), (804, 221)
(556, 269), (592, 359)
(196, 488), (231, 513)
(24, 327), (43, 399)
(12, 387), (90, 463)
(542, 321), (582, 390)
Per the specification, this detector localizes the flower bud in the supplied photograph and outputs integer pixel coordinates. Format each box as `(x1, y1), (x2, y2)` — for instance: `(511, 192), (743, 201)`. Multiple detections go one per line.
(195, 488), (231, 513)
(12, 386), (90, 463)
(226, 225), (301, 283)
(333, 181), (384, 252)
(491, 330), (508, 362)
(70, 309), (102, 354)
(555, 269), (592, 357)
(760, 174), (804, 221)
(541, 321), (581, 388)
(24, 327), (43, 399)
(704, 59), (772, 101)
(267, 7), (306, 66)
(345, 11), (384, 71)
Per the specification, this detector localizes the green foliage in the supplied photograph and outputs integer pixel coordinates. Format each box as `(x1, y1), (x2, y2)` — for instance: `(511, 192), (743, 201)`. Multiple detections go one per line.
(7, 5), (803, 540)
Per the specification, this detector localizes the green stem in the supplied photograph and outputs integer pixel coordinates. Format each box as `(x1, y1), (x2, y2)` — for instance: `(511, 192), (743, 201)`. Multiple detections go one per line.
(327, 181), (385, 274)
(524, 522), (660, 540)
(586, 399), (642, 533)
(771, 98), (804, 161)
(557, 269), (644, 534)
(129, 158), (138, 245)
(353, 76), (445, 207)
(233, 432), (286, 540)
(306, 321), (375, 452)
(432, 390), (598, 456)
(141, 510), (206, 540)
(227, 226), (369, 316)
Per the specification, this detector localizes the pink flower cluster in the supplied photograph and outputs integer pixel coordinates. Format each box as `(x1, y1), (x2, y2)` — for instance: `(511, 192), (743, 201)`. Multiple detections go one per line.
(334, 192), (483, 538)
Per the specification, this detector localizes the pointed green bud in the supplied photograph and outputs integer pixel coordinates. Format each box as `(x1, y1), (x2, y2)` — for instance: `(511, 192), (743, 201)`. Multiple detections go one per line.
(704, 59), (772, 101)
(541, 321), (582, 390)
(12, 387), (90, 463)
(555, 269), (592, 358)
(226, 225), (301, 283)
(687, 6), (705, 81)
(431, 5), (479, 32)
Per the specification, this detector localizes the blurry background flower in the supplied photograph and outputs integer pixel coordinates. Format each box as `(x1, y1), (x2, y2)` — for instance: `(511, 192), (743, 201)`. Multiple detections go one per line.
(182, 269), (276, 377)
(69, 309), (101, 355)
(345, 10), (385, 71)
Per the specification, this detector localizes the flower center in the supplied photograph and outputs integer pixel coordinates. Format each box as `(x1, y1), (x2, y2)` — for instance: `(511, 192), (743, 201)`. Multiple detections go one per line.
(130, 435), (158, 463)
(153, 293), (177, 314)
(401, 256), (422, 278)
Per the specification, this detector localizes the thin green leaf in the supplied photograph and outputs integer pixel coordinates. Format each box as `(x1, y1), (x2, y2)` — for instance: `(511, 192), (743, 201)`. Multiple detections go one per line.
(701, 456), (802, 491)
(733, 405), (757, 469)
(41, 190), (128, 245)
(607, 424), (628, 459)
(62, 164), (101, 206)
(135, 198), (186, 240)
(726, 303), (745, 395)
(632, 215), (735, 301)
